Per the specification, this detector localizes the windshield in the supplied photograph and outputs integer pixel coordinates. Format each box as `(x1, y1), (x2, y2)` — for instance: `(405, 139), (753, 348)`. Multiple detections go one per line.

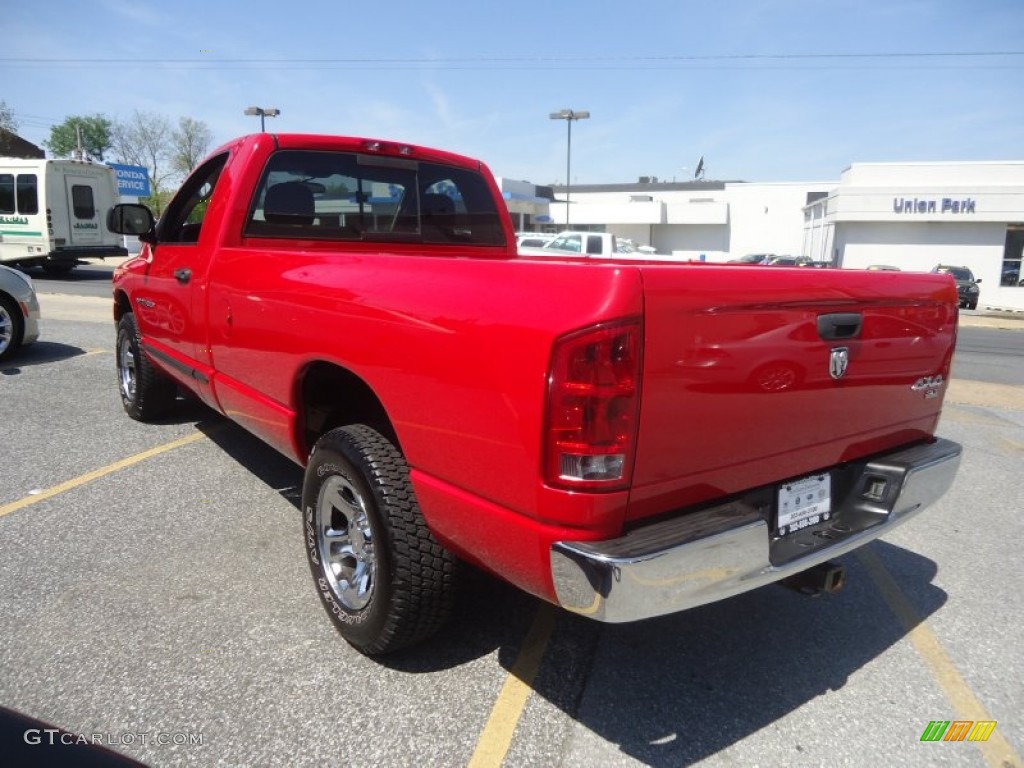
(545, 234), (582, 253)
(938, 267), (974, 281)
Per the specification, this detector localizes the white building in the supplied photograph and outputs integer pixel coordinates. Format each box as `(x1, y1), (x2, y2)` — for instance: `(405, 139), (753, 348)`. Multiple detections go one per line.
(804, 162), (1024, 311)
(498, 160), (1024, 311)
(531, 178), (832, 262)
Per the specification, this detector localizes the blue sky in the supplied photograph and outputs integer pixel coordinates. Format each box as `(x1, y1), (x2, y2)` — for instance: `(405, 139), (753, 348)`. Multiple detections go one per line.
(3, 0), (1023, 185)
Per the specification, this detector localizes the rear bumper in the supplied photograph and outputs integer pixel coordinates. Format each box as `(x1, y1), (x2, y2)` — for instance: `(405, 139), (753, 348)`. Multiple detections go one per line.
(550, 438), (961, 622)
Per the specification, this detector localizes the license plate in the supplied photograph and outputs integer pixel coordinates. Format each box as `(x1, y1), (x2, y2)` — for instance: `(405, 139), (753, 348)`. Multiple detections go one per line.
(777, 473), (832, 536)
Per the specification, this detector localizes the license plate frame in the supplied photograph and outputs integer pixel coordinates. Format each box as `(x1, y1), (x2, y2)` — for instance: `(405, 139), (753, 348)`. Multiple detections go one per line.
(776, 472), (832, 536)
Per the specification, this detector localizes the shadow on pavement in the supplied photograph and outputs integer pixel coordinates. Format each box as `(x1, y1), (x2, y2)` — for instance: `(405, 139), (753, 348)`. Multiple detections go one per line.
(190, 413), (542, 669)
(1, 341), (88, 375)
(156, 402), (948, 763)
(28, 264), (117, 283)
(503, 538), (945, 766)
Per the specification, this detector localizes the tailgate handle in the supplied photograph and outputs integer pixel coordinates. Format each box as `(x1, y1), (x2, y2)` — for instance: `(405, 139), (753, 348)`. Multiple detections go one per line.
(817, 312), (862, 340)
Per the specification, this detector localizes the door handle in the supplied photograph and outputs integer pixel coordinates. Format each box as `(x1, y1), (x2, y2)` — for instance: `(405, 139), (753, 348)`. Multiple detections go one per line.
(817, 312), (862, 340)
(174, 268), (192, 284)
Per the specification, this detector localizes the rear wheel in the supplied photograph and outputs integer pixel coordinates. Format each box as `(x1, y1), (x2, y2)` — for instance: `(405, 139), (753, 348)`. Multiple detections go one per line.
(303, 424), (456, 655)
(116, 313), (177, 420)
(0, 295), (23, 362)
(966, 301), (977, 311)
(41, 262), (75, 277)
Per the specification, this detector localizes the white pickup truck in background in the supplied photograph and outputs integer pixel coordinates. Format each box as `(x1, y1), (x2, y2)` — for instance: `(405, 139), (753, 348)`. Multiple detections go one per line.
(518, 230), (662, 259)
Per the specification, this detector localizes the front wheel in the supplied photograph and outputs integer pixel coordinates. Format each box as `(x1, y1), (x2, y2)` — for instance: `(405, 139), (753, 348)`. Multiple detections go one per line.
(303, 425), (456, 655)
(116, 313), (177, 420)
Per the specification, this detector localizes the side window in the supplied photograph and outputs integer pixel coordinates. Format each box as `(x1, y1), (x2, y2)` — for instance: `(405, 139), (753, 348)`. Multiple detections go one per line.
(71, 185), (95, 219)
(586, 235), (603, 255)
(0, 174), (13, 214)
(550, 235), (582, 253)
(158, 153), (228, 244)
(16, 175), (38, 214)
(245, 149), (505, 246)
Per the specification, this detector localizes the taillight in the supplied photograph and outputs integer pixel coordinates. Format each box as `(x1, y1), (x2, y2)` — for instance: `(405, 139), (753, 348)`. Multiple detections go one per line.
(544, 318), (642, 491)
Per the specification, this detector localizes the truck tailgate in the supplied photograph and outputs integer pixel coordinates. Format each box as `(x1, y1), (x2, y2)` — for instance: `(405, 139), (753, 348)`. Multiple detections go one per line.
(627, 265), (958, 521)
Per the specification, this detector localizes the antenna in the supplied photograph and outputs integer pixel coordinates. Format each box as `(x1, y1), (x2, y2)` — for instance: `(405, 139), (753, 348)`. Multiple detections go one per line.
(694, 155), (705, 180)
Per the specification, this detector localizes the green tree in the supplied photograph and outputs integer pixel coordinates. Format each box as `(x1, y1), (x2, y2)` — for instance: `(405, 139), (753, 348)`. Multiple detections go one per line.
(44, 114), (113, 160)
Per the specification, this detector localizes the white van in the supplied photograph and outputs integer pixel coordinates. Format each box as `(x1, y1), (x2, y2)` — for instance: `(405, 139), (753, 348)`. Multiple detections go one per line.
(0, 157), (128, 275)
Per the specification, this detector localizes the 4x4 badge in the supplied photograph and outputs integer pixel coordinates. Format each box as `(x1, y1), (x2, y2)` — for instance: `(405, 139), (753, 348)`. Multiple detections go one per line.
(829, 347), (849, 380)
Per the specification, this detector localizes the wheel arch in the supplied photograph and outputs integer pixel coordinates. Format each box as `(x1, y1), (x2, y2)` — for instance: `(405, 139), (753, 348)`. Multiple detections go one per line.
(297, 361), (398, 459)
(113, 289), (132, 323)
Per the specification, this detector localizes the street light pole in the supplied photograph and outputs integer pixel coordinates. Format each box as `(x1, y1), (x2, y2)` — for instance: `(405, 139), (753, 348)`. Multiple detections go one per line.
(244, 106), (281, 132)
(549, 109), (589, 229)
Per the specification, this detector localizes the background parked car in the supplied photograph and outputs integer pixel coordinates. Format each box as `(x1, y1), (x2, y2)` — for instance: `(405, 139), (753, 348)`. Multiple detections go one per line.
(932, 264), (981, 310)
(728, 253), (775, 264)
(0, 265), (41, 362)
(766, 255), (814, 267)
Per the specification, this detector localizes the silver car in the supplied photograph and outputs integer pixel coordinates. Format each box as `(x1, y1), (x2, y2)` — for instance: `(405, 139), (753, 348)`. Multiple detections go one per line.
(0, 265), (41, 361)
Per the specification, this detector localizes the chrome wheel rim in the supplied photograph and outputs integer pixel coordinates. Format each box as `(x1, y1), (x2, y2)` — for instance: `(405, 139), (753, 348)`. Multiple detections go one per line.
(0, 305), (12, 355)
(316, 474), (376, 610)
(118, 332), (137, 402)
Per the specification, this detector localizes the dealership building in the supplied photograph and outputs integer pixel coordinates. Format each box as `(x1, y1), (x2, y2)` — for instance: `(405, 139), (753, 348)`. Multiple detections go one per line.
(497, 160), (1024, 312)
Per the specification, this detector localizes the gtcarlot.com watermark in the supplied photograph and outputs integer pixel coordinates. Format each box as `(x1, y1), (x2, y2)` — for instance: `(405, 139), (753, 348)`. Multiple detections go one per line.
(24, 728), (203, 747)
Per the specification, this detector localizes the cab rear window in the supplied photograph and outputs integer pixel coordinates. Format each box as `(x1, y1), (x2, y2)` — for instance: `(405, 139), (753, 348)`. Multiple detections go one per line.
(245, 150), (506, 246)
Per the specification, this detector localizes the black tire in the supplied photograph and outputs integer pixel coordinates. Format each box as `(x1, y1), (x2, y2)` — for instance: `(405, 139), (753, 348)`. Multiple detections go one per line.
(303, 424), (456, 655)
(115, 313), (177, 421)
(0, 294), (24, 362)
(41, 262), (75, 277)
(967, 302), (977, 311)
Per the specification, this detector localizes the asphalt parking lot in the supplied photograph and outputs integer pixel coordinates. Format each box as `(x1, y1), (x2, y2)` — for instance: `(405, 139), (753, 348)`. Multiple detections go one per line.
(1, 291), (1021, 768)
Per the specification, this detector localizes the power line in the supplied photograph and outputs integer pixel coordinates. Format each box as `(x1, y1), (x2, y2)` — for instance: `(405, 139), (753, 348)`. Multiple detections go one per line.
(0, 51), (1022, 70)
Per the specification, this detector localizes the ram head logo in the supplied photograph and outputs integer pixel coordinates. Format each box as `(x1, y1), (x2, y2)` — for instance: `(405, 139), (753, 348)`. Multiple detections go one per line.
(829, 347), (849, 380)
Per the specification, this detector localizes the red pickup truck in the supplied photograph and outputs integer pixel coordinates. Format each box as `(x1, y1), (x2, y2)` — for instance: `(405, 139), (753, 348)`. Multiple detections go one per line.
(109, 133), (962, 655)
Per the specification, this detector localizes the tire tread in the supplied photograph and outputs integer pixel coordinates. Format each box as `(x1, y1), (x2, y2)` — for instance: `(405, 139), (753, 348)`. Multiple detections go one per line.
(117, 313), (177, 421)
(310, 425), (456, 655)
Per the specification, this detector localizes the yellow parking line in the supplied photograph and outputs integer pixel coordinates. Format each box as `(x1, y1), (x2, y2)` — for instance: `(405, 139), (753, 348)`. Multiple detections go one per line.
(0, 432), (207, 519)
(469, 604), (557, 768)
(858, 548), (1021, 767)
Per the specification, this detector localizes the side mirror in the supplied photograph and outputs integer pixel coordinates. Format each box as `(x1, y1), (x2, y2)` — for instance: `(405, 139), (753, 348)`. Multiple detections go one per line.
(107, 204), (155, 238)
(975, 278), (982, 284)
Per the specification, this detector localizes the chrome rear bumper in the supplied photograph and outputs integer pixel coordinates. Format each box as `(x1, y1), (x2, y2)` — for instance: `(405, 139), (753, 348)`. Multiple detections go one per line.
(550, 438), (961, 622)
